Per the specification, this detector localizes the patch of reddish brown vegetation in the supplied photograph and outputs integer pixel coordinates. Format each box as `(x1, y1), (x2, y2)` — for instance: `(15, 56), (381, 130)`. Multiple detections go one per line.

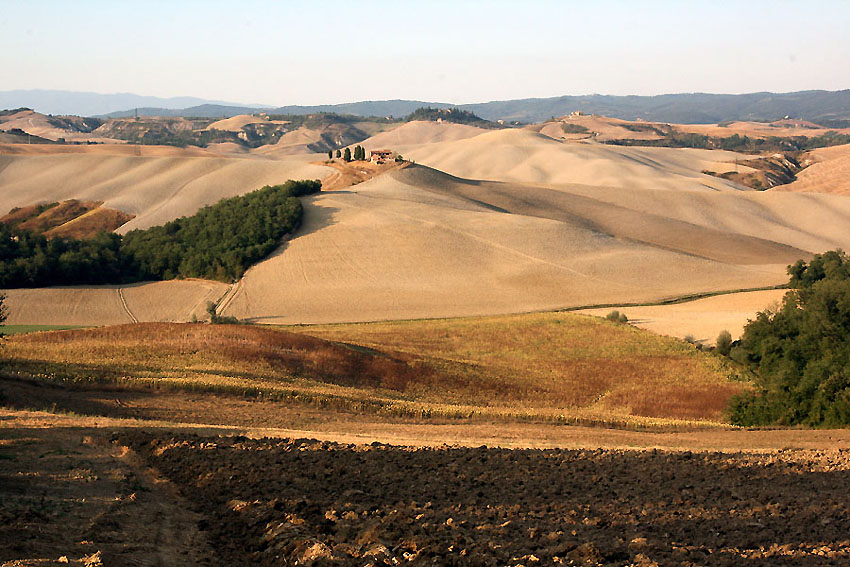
(15, 199), (102, 233)
(604, 382), (748, 421)
(2, 199), (133, 238)
(0, 201), (59, 227)
(122, 431), (850, 566)
(12, 322), (434, 394)
(44, 206), (134, 238)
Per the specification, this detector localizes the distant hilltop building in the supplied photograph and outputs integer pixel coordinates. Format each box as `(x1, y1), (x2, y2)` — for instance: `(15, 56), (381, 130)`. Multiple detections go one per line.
(569, 111), (584, 117)
(370, 149), (393, 163)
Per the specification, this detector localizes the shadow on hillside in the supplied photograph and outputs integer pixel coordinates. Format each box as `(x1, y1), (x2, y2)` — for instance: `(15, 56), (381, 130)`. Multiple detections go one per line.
(259, 196), (341, 262)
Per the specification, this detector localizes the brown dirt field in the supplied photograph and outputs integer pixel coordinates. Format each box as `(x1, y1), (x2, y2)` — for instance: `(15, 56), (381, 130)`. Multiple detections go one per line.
(0, 410), (219, 566)
(5, 384), (850, 565)
(121, 431), (850, 566)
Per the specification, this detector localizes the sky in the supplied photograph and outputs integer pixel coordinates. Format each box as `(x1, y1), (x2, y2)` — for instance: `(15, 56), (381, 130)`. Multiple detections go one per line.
(2, 0), (849, 106)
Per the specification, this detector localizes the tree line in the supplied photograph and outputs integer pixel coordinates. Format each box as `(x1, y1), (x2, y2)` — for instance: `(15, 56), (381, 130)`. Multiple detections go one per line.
(728, 250), (850, 426)
(0, 179), (321, 287)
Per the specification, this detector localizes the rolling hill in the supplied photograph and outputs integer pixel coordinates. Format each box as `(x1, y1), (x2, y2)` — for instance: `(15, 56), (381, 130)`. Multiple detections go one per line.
(3, 123), (850, 328)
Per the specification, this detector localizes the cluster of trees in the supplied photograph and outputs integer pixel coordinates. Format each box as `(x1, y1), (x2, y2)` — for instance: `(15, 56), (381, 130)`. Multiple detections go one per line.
(331, 145), (368, 162)
(0, 179), (321, 287)
(405, 107), (493, 126)
(728, 250), (850, 426)
(608, 131), (850, 153)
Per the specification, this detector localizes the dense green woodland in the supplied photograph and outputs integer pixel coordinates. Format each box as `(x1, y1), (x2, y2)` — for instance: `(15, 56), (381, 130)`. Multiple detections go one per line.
(729, 250), (850, 426)
(0, 180), (320, 287)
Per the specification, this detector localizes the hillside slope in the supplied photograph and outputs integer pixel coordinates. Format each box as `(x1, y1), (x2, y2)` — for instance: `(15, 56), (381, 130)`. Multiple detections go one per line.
(0, 149), (327, 230)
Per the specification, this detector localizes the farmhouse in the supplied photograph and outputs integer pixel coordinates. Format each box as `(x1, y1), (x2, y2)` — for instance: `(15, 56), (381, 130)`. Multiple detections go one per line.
(370, 149), (393, 163)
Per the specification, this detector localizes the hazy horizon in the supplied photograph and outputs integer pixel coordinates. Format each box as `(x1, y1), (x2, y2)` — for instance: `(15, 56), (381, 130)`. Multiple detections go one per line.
(2, 0), (849, 107)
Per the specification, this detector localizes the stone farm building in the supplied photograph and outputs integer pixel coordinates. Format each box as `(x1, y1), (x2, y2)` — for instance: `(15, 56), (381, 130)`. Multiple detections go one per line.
(370, 149), (393, 163)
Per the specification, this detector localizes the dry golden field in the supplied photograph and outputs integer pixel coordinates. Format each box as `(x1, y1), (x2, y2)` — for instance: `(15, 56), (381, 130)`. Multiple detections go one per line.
(2, 313), (749, 426)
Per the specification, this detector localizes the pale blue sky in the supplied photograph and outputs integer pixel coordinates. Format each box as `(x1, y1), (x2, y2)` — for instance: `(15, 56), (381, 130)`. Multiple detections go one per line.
(2, 0), (849, 105)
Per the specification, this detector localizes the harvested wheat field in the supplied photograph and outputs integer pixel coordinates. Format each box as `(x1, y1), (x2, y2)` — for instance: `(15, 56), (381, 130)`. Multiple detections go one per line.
(399, 128), (744, 189)
(578, 289), (788, 345)
(678, 119), (850, 139)
(222, 154), (850, 324)
(0, 109), (121, 143)
(3, 280), (227, 325)
(5, 130), (850, 328)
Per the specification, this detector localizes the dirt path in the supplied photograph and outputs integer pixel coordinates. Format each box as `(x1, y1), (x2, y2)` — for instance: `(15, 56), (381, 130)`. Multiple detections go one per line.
(0, 414), (218, 566)
(115, 288), (138, 323)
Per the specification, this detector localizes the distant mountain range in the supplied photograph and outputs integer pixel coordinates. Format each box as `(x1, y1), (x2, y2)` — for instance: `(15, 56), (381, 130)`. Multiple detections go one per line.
(0, 90), (266, 117)
(3, 89), (850, 125)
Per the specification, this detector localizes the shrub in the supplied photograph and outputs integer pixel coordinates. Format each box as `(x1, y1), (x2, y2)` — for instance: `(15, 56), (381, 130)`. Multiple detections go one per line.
(206, 301), (239, 325)
(605, 310), (628, 323)
(716, 330), (733, 356)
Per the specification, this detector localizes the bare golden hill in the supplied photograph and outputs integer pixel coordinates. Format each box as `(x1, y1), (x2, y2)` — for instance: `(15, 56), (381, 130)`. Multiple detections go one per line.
(4, 129), (850, 328)
(204, 114), (288, 132)
(220, 158), (850, 325)
(359, 120), (488, 148)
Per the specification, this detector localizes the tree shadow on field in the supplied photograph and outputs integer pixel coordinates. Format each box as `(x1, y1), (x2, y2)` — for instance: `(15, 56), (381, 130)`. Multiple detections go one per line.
(263, 196), (342, 260)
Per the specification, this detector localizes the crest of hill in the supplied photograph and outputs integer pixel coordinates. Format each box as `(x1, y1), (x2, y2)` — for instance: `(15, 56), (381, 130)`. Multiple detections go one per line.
(0, 109), (119, 143)
(203, 114), (289, 132)
(398, 128), (745, 190)
(359, 121), (488, 148)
